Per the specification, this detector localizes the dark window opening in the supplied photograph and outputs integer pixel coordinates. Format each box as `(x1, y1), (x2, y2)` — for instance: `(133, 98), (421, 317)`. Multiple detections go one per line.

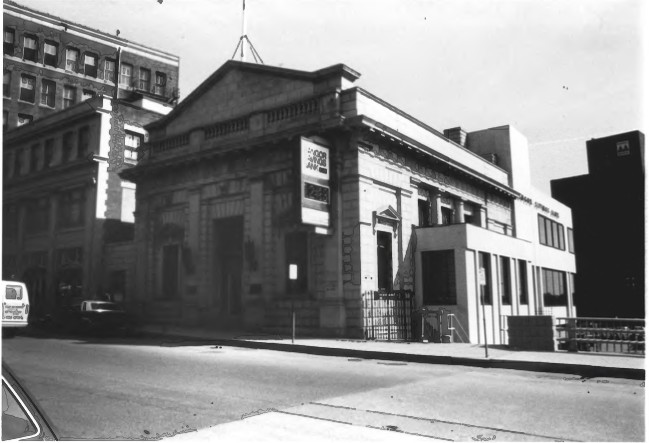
(40, 79), (56, 107)
(84, 53), (97, 77)
(29, 144), (39, 172)
(441, 206), (453, 225)
(77, 126), (89, 158)
(161, 244), (180, 299)
(377, 231), (393, 291)
(44, 139), (54, 168)
(418, 199), (431, 227)
(538, 214), (565, 250)
(500, 256), (511, 305)
(4, 28), (15, 55)
(479, 252), (492, 305)
(422, 250), (456, 305)
(3, 71), (10, 97)
(25, 197), (49, 234)
(518, 259), (528, 305)
(62, 131), (74, 161)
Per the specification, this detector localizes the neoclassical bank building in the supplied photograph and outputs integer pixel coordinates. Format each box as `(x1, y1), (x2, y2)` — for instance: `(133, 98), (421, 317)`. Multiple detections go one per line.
(122, 60), (576, 344)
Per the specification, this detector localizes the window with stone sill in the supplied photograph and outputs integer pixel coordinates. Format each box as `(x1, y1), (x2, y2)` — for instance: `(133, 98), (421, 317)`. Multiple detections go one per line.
(43, 40), (58, 67)
(3, 70), (10, 97)
(120, 63), (132, 86)
(22, 34), (37, 62)
(63, 85), (75, 109)
(84, 53), (97, 77)
(65, 47), (79, 72)
(154, 71), (166, 95)
(40, 79), (56, 108)
(139, 68), (150, 91)
(104, 59), (116, 83)
(4, 28), (15, 55)
(19, 74), (35, 103)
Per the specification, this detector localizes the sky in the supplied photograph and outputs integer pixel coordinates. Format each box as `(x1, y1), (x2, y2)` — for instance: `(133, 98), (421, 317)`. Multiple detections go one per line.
(12, 0), (645, 193)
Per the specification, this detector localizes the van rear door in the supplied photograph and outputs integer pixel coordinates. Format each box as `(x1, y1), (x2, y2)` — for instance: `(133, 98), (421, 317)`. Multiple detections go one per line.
(2, 281), (30, 328)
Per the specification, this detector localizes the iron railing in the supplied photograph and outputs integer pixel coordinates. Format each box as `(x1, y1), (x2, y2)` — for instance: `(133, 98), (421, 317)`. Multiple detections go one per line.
(555, 317), (645, 355)
(362, 290), (414, 341)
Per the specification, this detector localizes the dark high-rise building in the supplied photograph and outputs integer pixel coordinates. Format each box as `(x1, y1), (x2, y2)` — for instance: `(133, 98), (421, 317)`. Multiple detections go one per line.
(551, 131), (645, 318)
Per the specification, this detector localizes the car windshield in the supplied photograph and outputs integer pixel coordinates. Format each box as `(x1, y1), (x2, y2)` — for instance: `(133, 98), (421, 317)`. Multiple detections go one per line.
(89, 302), (122, 311)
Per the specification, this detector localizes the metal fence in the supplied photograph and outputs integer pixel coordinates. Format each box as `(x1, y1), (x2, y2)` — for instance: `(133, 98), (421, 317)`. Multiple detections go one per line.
(555, 317), (645, 355)
(362, 290), (414, 341)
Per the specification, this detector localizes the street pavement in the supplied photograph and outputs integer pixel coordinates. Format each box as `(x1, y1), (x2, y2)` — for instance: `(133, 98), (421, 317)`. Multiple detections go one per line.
(2, 333), (645, 441)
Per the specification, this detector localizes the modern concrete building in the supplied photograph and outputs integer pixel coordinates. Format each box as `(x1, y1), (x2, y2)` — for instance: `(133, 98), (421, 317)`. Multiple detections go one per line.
(552, 131), (644, 318)
(122, 60), (577, 343)
(3, 0), (180, 131)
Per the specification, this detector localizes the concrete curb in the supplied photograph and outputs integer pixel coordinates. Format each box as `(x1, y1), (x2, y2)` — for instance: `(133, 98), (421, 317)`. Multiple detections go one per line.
(148, 332), (645, 381)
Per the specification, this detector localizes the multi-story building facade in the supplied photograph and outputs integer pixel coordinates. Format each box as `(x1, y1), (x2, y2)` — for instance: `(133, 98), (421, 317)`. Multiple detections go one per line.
(122, 60), (576, 342)
(3, 0), (179, 131)
(552, 131), (644, 318)
(2, 96), (172, 316)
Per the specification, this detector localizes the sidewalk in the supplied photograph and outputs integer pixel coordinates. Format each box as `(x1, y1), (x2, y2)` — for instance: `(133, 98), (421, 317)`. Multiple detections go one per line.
(140, 324), (645, 380)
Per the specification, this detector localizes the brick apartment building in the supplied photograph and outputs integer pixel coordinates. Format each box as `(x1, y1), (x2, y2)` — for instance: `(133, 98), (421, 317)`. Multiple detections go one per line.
(3, 0), (179, 131)
(122, 60), (577, 342)
(2, 1), (178, 316)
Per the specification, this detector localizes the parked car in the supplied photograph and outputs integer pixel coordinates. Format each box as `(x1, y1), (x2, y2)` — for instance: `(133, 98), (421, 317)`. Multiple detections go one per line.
(73, 301), (131, 336)
(2, 363), (59, 440)
(2, 281), (30, 339)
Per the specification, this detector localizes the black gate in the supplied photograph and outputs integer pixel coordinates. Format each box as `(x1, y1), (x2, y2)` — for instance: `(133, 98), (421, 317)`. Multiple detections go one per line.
(362, 290), (414, 341)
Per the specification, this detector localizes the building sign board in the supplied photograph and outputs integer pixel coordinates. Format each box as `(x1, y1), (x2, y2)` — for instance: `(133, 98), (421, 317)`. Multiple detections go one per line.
(616, 140), (630, 157)
(300, 137), (330, 227)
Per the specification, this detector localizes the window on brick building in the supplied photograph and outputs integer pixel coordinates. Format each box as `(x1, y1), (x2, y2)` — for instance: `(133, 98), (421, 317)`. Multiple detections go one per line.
(124, 132), (142, 161)
(83, 53), (97, 77)
(3, 71), (10, 97)
(104, 59), (116, 83)
(120, 63), (132, 86)
(22, 34), (37, 62)
(62, 131), (74, 161)
(58, 188), (86, 228)
(44, 138), (55, 168)
(138, 68), (150, 91)
(77, 126), (90, 158)
(43, 40), (58, 67)
(19, 74), (35, 103)
(40, 79), (56, 107)
(4, 28), (15, 55)
(25, 197), (49, 234)
(154, 71), (166, 95)
(17, 113), (32, 127)
(63, 85), (75, 108)
(65, 47), (79, 72)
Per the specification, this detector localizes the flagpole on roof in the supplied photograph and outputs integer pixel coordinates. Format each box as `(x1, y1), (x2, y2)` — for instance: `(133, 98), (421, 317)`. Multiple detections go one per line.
(231, 0), (264, 64)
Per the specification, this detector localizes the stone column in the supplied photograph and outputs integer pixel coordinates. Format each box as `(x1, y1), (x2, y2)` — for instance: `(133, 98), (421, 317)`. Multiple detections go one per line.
(432, 192), (443, 225)
(479, 207), (487, 228)
(454, 199), (465, 224)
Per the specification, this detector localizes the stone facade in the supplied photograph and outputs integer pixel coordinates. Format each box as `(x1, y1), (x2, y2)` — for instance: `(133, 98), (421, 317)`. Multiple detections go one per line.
(123, 60), (577, 342)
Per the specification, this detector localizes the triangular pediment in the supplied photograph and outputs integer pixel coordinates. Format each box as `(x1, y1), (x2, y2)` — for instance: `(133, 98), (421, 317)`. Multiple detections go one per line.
(149, 60), (360, 136)
(374, 205), (401, 221)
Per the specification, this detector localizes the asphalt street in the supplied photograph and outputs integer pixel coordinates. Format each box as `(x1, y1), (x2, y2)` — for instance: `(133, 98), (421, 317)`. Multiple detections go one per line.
(2, 334), (645, 441)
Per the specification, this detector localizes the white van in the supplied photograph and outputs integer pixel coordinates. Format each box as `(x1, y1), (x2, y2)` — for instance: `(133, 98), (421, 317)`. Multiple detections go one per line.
(2, 281), (30, 337)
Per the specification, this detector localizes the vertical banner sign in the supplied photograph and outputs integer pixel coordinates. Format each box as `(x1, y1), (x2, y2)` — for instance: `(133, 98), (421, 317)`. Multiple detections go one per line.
(300, 137), (330, 227)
